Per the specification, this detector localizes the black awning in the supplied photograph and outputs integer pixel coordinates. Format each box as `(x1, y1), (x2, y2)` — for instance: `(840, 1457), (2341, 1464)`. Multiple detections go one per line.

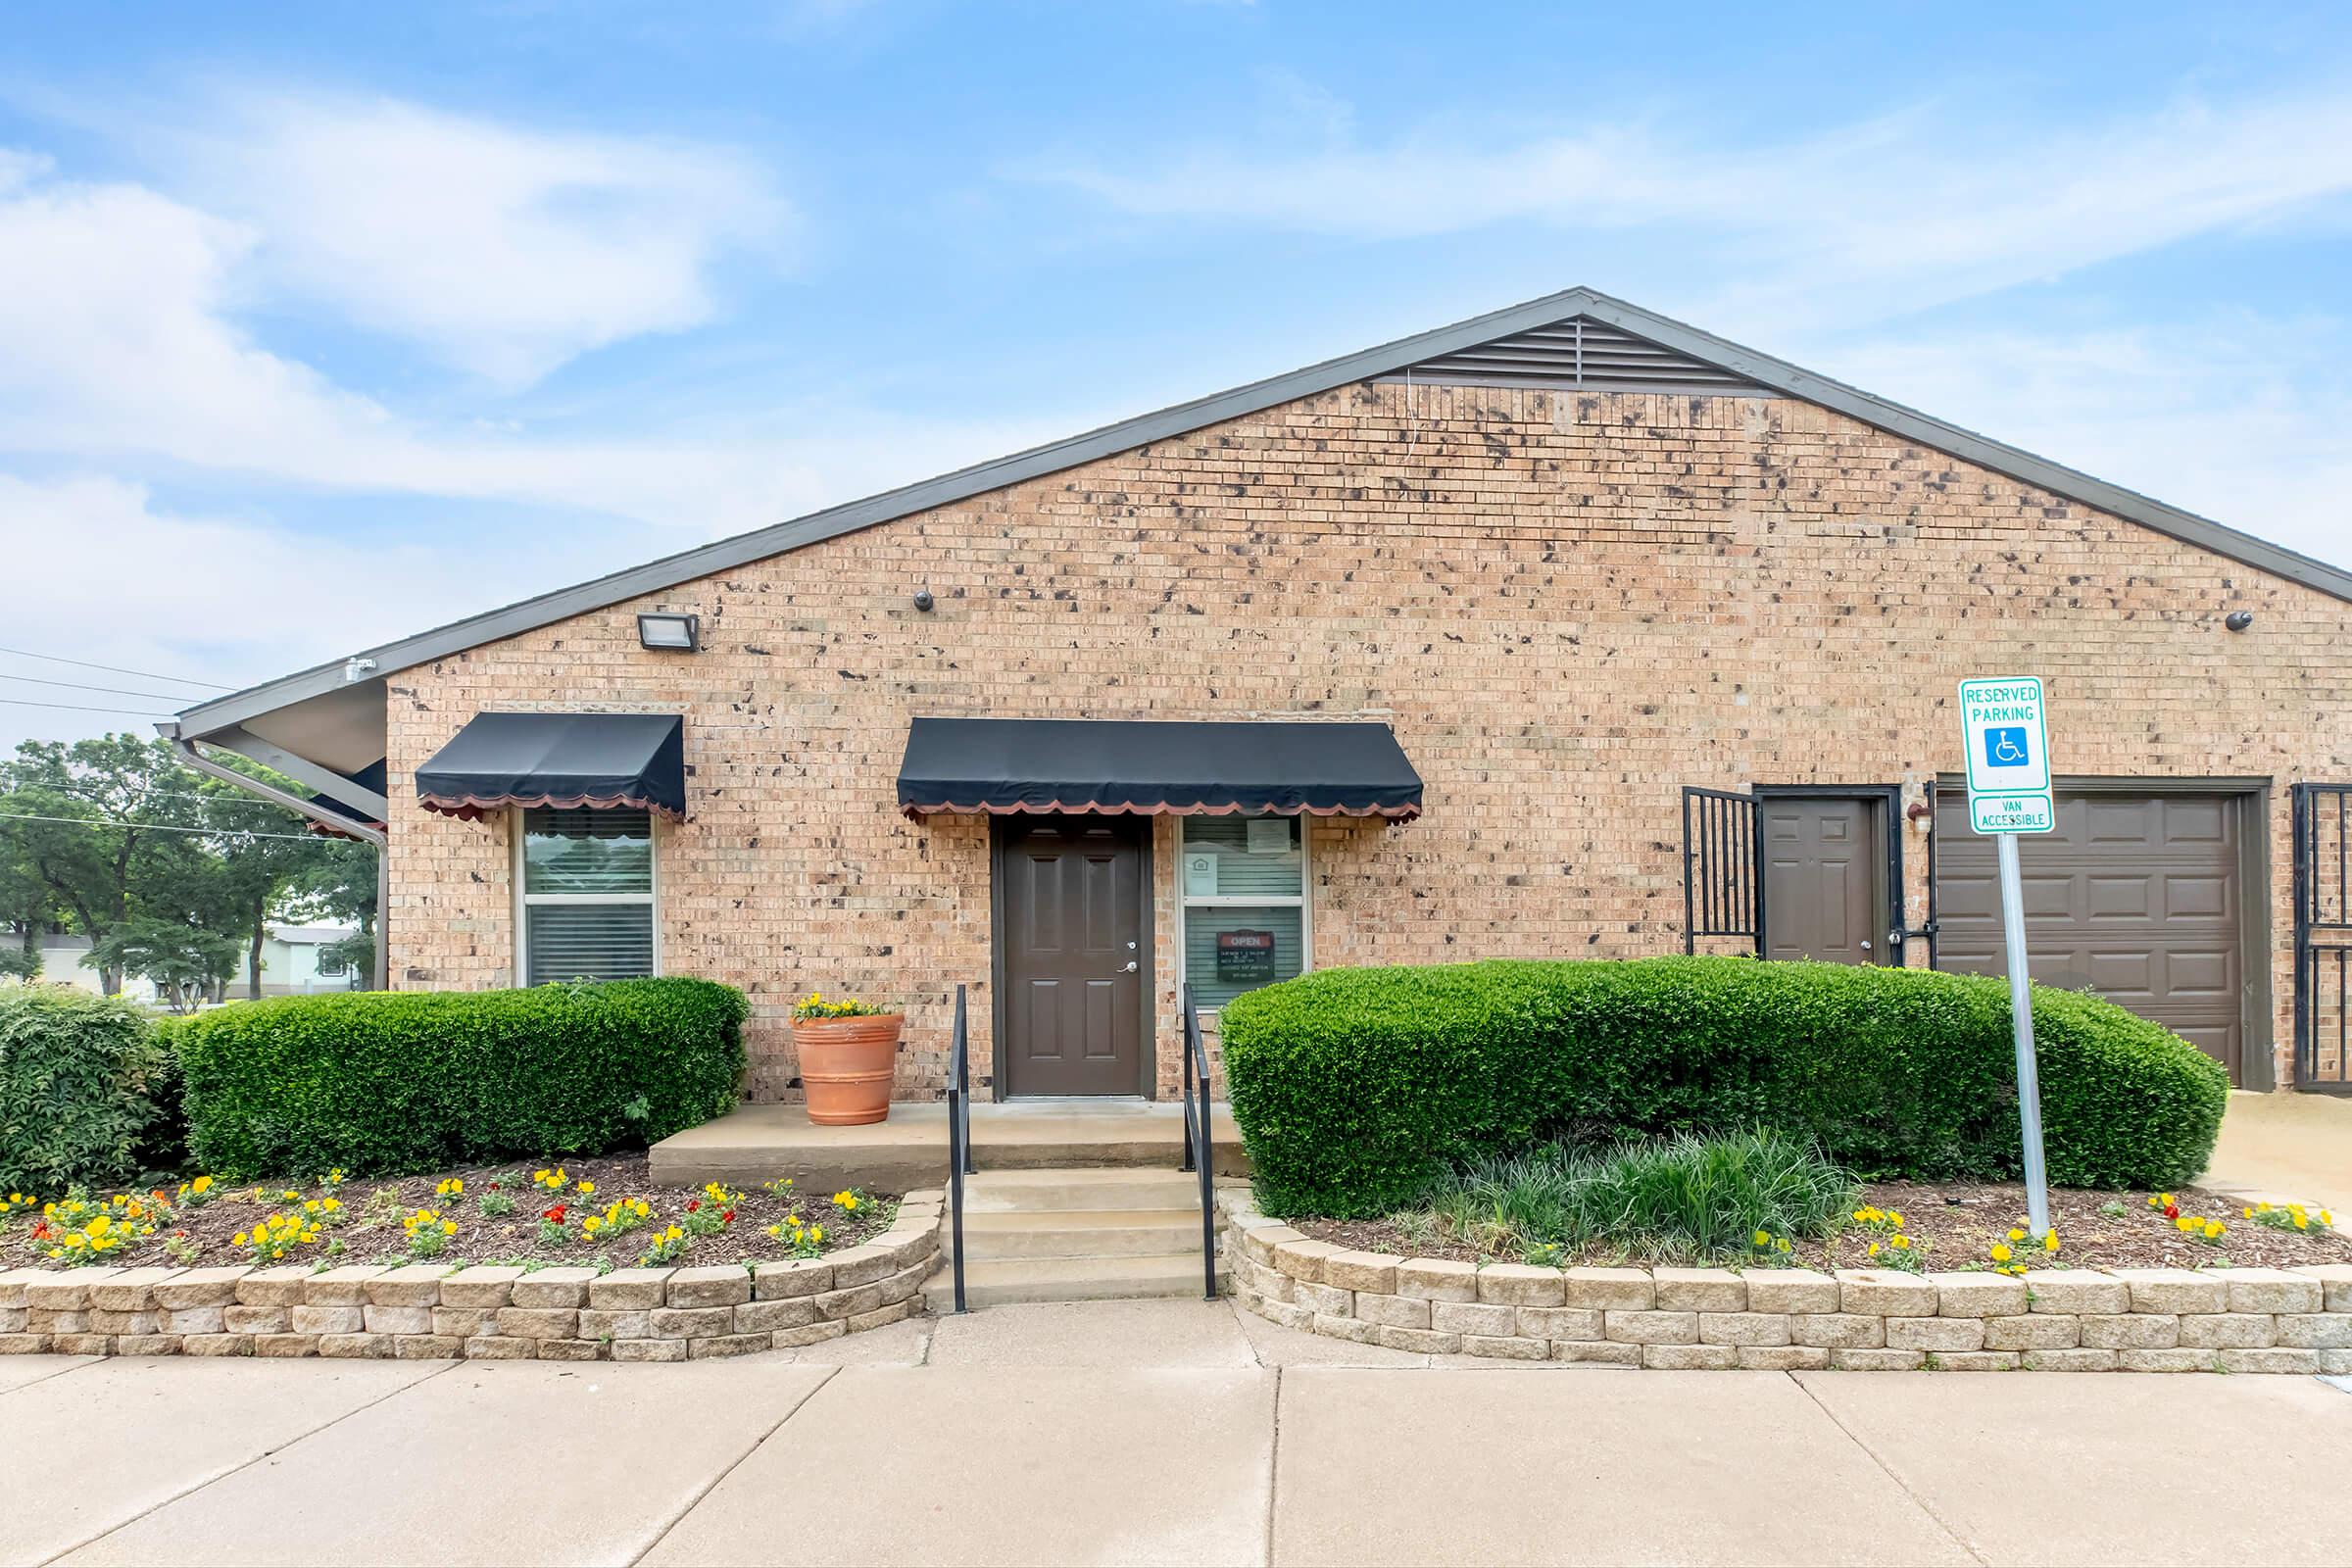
(896, 718), (1422, 822)
(416, 712), (686, 821)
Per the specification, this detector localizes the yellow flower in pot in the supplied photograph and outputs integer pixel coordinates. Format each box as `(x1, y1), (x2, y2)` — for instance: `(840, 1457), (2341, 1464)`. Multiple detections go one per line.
(790, 993), (904, 1126)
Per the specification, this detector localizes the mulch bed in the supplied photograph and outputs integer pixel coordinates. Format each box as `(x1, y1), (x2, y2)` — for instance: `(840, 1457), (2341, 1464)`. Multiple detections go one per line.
(1297, 1182), (2352, 1274)
(0, 1152), (900, 1274)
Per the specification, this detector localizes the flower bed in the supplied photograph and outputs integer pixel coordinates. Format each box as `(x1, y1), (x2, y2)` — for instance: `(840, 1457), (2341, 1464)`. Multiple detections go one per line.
(0, 1189), (947, 1363)
(0, 1154), (893, 1275)
(1297, 1181), (2351, 1278)
(1222, 1191), (2352, 1374)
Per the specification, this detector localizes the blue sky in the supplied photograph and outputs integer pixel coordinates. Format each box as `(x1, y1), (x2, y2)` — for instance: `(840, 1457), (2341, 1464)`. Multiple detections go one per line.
(3, 1), (2349, 747)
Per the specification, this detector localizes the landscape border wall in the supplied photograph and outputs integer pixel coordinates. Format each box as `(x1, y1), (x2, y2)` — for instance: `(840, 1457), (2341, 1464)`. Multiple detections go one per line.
(1222, 1193), (2352, 1372)
(0, 1193), (943, 1362)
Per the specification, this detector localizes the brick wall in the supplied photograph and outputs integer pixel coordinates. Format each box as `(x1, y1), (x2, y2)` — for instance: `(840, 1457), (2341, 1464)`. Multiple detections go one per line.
(382, 381), (2352, 1097)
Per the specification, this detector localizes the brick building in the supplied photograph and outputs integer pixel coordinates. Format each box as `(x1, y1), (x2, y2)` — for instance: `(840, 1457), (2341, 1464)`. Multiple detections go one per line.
(167, 289), (2352, 1099)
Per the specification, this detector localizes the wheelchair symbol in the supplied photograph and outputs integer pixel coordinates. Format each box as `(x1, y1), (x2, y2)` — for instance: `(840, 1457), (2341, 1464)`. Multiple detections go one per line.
(1984, 726), (2031, 768)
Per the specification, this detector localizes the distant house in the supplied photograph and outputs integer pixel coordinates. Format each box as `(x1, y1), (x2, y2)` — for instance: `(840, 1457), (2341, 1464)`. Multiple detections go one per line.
(253, 924), (364, 995)
(30, 924), (359, 1000)
(33, 935), (159, 1004)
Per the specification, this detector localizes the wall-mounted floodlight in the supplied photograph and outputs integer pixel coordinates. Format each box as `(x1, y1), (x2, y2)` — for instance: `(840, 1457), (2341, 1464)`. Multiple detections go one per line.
(637, 612), (701, 652)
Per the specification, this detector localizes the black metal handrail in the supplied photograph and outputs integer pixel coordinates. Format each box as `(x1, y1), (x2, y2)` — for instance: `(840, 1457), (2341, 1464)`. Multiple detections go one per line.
(946, 983), (975, 1311)
(1178, 984), (1217, 1299)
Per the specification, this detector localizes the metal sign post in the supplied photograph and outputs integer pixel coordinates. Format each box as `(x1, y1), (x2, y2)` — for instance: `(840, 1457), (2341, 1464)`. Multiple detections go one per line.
(1958, 676), (2057, 1240)
(1993, 831), (2051, 1239)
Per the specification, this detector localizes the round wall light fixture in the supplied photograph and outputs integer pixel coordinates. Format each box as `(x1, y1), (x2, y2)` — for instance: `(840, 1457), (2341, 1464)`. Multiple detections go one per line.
(912, 589), (936, 612)
(2225, 610), (2254, 632)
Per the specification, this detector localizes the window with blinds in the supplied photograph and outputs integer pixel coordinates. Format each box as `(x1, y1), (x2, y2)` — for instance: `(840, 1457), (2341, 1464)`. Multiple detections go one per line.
(1179, 816), (1308, 1009)
(517, 808), (657, 984)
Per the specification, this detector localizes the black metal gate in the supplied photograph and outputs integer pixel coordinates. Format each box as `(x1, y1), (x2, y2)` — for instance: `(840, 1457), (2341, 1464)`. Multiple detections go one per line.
(2292, 783), (2352, 1093)
(1681, 786), (1760, 955)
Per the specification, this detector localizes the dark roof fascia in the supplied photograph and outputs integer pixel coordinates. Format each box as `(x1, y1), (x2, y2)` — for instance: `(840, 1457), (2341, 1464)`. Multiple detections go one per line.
(172, 287), (2352, 740)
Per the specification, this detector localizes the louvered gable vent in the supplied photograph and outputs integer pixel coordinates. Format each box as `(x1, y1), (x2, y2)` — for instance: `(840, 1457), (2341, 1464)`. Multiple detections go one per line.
(1382, 315), (1766, 395)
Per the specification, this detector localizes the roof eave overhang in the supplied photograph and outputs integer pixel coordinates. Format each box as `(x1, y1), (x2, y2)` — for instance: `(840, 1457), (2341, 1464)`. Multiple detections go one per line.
(170, 287), (2352, 742)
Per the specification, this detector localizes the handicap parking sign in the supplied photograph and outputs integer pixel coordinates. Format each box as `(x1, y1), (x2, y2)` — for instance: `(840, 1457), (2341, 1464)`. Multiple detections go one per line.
(1984, 726), (2031, 769)
(1958, 677), (2053, 835)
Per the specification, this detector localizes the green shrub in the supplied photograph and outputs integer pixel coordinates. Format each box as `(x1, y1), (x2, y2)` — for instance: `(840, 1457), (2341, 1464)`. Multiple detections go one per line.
(1218, 956), (2230, 1216)
(1424, 1129), (1857, 1264)
(173, 978), (748, 1179)
(0, 988), (181, 1195)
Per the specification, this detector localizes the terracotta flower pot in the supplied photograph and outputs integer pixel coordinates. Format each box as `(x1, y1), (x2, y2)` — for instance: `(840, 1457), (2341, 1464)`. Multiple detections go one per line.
(794, 1014), (903, 1125)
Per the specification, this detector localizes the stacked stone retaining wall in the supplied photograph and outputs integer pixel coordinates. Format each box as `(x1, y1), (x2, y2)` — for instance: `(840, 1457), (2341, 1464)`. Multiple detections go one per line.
(1224, 1195), (2352, 1372)
(0, 1194), (943, 1362)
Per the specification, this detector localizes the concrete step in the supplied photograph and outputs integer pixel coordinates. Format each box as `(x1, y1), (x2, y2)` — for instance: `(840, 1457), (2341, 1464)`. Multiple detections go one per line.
(950, 1208), (1213, 1261)
(921, 1252), (1232, 1311)
(650, 1101), (1247, 1195)
(957, 1166), (1208, 1213)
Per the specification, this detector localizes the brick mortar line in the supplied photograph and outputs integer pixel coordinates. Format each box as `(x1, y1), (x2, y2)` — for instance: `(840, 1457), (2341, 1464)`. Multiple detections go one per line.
(630, 1364), (840, 1566)
(37, 1359), (461, 1567)
(1788, 1372), (1989, 1568)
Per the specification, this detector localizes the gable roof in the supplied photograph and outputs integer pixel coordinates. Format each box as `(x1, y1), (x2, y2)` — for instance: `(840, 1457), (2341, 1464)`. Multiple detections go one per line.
(167, 286), (2352, 743)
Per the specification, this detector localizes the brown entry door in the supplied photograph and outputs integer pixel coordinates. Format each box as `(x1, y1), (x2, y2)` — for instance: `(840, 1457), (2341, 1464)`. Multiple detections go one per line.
(998, 816), (1151, 1096)
(1761, 796), (1889, 964)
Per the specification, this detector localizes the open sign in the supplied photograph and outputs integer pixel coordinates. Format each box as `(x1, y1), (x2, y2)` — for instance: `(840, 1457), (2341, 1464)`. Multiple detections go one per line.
(1214, 928), (1276, 983)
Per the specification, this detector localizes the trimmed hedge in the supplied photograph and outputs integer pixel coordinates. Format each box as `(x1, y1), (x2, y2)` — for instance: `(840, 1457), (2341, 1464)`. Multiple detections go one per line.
(1219, 956), (2231, 1217)
(0, 987), (182, 1195)
(173, 979), (747, 1179)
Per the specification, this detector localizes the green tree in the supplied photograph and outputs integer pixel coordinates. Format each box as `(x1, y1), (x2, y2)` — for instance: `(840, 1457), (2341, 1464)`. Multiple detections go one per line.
(0, 734), (365, 997)
(200, 752), (382, 992)
(82, 917), (241, 1012)
(0, 815), (61, 977)
(0, 736), (218, 993)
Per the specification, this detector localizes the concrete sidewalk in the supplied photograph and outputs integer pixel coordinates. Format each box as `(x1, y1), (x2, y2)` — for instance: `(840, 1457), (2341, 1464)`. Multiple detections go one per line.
(5, 1299), (2351, 1567)
(2202, 1090), (2352, 1215)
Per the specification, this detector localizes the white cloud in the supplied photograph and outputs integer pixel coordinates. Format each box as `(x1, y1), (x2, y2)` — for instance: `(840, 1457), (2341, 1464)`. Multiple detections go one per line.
(173, 93), (787, 388)
(0, 155), (1054, 537)
(0, 472), (616, 751)
(1032, 86), (2352, 325)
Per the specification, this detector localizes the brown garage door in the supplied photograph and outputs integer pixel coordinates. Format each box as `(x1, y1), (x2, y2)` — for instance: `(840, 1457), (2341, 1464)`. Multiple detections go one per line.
(1935, 788), (2244, 1082)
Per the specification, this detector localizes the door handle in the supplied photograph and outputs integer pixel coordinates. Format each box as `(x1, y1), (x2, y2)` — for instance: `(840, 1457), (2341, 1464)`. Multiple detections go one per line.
(1122, 960), (1139, 972)
(1859, 940), (1873, 952)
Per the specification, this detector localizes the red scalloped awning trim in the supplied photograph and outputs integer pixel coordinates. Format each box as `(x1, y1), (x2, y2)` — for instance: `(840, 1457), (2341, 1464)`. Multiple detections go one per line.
(417, 791), (686, 823)
(305, 818), (385, 843)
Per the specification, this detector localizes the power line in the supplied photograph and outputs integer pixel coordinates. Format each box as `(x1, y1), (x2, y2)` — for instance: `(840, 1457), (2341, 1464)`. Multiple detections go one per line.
(0, 698), (172, 716)
(0, 646), (231, 691)
(7, 789), (302, 817)
(106, 788), (305, 811)
(0, 811), (330, 843)
(0, 672), (201, 702)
